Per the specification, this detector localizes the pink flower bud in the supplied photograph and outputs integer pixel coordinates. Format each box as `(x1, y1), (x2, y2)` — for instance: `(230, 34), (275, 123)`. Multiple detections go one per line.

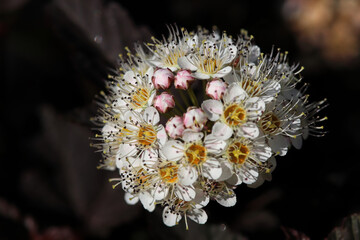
(206, 79), (227, 100)
(152, 68), (174, 89)
(153, 92), (175, 113)
(165, 116), (185, 138)
(183, 107), (207, 132)
(174, 69), (195, 90)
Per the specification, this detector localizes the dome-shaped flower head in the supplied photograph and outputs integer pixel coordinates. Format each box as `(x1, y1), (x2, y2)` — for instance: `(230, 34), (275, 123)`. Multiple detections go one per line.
(153, 92), (175, 113)
(201, 83), (265, 139)
(152, 68), (174, 89)
(178, 33), (237, 80)
(166, 115), (185, 139)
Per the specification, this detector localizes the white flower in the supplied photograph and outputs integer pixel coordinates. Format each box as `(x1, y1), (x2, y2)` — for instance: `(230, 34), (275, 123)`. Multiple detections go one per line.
(162, 198), (208, 228)
(178, 36), (237, 79)
(219, 136), (272, 185)
(201, 83), (265, 139)
(146, 26), (198, 71)
(115, 107), (167, 167)
(258, 96), (304, 156)
(161, 130), (224, 184)
(111, 68), (156, 112)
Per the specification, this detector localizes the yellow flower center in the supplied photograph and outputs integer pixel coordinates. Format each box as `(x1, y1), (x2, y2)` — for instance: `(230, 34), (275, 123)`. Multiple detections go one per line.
(223, 104), (247, 127)
(201, 58), (218, 74)
(259, 112), (280, 134)
(159, 163), (179, 184)
(137, 124), (157, 148)
(226, 141), (250, 164)
(131, 88), (150, 108)
(185, 143), (207, 166)
(165, 50), (185, 67)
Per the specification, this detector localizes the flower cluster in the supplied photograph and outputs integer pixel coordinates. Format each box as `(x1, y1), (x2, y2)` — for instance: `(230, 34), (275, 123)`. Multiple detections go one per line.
(92, 26), (327, 228)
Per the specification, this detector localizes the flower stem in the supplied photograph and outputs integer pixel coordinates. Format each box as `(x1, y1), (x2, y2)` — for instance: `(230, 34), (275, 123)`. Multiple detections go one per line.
(187, 88), (199, 107)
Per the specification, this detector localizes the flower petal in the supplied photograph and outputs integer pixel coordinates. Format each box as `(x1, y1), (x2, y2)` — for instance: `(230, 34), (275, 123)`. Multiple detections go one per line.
(210, 122), (233, 140)
(143, 107), (160, 125)
(139, 191), (156, 212)
(178, 165), (198, 186)
(175, 184), (196, 201)
(201, 99), (223, 121)
(215, 189), (236, 207)
(161, 140), (184, 161)
(212, 66), (232, 78)
(178, 56), (198, 71)
(124, 192), (139, 205)
(223, 83), (248, 104)
(202, 158), (222, 180)
(188, 208), (208, 224)
(163, 206), (182, 227)
(238, 122), (259, 139)
(182, 130), (204, 143)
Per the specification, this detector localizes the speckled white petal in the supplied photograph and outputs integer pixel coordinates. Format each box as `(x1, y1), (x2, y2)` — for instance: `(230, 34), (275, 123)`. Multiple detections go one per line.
(268, 135), (290, 156)
(203, 158), (222, 180)
(139, 191), (156, 212)
(253, 143), (272, 162)
(182, 130), (204, 143)
(161, 140), (184, 161)
(156, 125), (168, 147)
(154, 184), (169, 201)
(239, 164), (259, 184)
(204, 135), (226, 154)
(141, 148), (158, 169)
(201, 99), (223, 121)
(238, 122), (259, 139)
(143, 107), (160, 125)
(124, 192), (139, 205)
(193, 71), (211, 80)
(193, 189), (210, 208)
(223, 83), (248, 104)
(117, 144), (137, 159)
(123, 70), (137, 85)
(175, 184), (196, 201)
(178, 56), (198, 71)
(178, 165), (198, 186)
(217, 159), (233, 181)
(163, 206), (182, 227)
(215, 189), (236, 207)
(244, 97), (265, 116)
(210, 122), (233, 140)
(212, 66), (232, 78)
(188, 208), (208, 224)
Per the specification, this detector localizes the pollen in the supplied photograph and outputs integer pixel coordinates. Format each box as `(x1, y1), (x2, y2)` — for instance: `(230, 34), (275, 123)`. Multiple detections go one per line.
(185, 143), (207, 165)
(131, 88), (150, 108)
(159, 163), (179, 184)
(201, 58), (218, 74)
(259, 112), (280, 134)
(226, 141), (250, 164)
(241, 80), (261, 96)
(223, 104), (247, 127)
(137, 124), (157, 148)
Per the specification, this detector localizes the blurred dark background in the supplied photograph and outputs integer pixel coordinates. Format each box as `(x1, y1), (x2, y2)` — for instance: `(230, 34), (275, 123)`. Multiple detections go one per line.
(1, 0), (360, 239)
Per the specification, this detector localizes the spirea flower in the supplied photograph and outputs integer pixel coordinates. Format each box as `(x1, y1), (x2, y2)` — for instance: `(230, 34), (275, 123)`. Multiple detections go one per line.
(92, 25), (327, 228)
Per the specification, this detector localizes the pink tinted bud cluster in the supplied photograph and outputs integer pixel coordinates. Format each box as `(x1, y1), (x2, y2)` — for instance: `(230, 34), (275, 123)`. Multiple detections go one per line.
(165, 116), (185, 138)
(206, 79), (227, 100)
(153, 92), (175, 113)
(183, 107), (207, 132)
(174, 69), (195, 90)
(152, 68), (174, 89)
